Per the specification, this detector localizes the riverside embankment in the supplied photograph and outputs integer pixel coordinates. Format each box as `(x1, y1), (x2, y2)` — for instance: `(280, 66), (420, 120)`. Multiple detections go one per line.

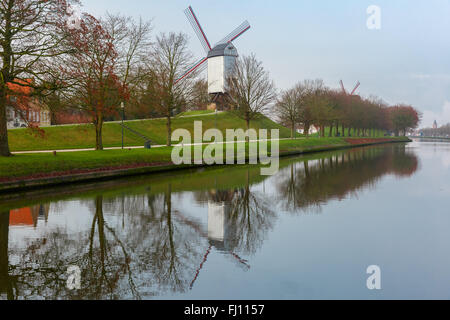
(0, 137), (411, 193)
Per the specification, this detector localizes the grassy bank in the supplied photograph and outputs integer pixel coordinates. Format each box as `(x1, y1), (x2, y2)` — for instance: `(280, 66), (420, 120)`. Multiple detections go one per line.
(175, 110), (214, 117)
(0, 146), (386, 210)
(312, 127), (389, 138)
(0, 137), (410, 185)
(7, 112), (298, 152)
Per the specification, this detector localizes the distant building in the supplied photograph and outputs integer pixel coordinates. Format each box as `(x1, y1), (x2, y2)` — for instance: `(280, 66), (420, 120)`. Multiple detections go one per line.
(6, 79), (51, 129)
(54, 110), (91, 125)
(433, 120), (438, 129)
(297, 125), (319, 135)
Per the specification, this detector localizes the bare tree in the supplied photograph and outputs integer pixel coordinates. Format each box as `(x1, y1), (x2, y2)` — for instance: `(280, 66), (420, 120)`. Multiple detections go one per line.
(226, 54), (276, 130)
(0, 0), (76, 157)
(274, 84), (307, 139)
(148, 32), (196, 146)
(309, 89), (333, 138)
(188, 79), (209, 111)
(299, 79), (327, 137)
(104, 13), (152, 99)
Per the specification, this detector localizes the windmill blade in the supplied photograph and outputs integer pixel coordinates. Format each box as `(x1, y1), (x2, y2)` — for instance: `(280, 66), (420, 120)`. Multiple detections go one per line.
(228, 252), (250, 271)
(190, 245), (212, 290)
(184, 6), (211, 54)
(350, 81), (361, 95)
(339, 80), (347, 94)
(195, 60), (208, 75)
(216, 20), (251, 45)
(174, 57), (208, 85)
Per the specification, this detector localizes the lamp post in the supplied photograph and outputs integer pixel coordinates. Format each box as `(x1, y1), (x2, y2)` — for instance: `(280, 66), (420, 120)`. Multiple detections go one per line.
(215, 108), (218, 130)
(215, 108), (218, 145)
(121, 102), (124, 149)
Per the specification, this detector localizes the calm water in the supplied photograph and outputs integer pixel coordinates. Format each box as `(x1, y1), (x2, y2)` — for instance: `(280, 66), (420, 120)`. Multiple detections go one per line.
(1, 140), (450, 300)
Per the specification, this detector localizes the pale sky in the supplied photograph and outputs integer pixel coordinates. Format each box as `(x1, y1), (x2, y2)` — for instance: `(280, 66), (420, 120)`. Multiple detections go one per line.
(82, 0), (450, 128)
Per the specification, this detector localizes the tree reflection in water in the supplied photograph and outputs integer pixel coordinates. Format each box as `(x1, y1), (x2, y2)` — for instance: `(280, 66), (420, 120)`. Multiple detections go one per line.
(0, 212), (14, 299)
(0, 144), (419, 299)
(189, 170), (277, 288)
(276, 144), (419, 214)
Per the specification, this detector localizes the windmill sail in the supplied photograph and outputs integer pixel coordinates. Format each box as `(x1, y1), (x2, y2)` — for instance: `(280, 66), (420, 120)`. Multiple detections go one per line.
(340, 80), (361, 96)
(350, 81), (361, 95)
(216, 20), (251, 45)
(184, 6), (211, 53)
(177, 5), (251, 90)
(175, 57), (208, 85)
(340, 80), (347, 94)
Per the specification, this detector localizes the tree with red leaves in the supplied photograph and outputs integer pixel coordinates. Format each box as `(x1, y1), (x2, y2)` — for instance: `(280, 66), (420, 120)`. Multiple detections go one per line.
(62, 13), (128, 150)
(0, 0), (78, 156)
(274, 80), (421, 138)
(388, 105), (421, 136)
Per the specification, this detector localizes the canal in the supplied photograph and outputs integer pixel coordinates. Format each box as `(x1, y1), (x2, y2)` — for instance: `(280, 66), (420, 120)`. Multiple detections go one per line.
(1, 140), (449, 300)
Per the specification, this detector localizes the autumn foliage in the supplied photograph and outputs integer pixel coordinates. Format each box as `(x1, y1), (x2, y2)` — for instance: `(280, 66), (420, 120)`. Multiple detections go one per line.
(62, 13), (128, 150)
(275, 80), (421, 137)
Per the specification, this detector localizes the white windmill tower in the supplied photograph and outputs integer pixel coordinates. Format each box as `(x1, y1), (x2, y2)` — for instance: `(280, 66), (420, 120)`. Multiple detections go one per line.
(175, 6), (251, 109)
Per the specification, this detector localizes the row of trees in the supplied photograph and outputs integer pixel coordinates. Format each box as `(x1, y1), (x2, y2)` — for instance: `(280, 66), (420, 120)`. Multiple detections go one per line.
(0, 0), (421, 157)
(275, 80), (421, 138)
(421, 123), (450, 137)
(56, 12), (201, 149)
(0, 0), (208, 155)
(0, 0), (279, 155)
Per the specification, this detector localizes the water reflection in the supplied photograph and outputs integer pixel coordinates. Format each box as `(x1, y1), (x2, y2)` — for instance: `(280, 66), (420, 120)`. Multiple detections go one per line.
(276, 145), (418, 214)
(0, 144), (419, 300)
(9, 205), (50, 227)
(0, 212), (13, 299)
(197, 170), (276, 255)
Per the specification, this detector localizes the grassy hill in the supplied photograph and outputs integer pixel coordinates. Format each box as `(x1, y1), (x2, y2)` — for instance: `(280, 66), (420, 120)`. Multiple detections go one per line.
(8, 112), (297, 152)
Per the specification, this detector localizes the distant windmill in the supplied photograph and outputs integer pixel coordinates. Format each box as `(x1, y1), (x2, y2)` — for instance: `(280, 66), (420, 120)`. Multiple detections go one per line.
(340, 80), (361, 96)
(175, 6), (251, 106)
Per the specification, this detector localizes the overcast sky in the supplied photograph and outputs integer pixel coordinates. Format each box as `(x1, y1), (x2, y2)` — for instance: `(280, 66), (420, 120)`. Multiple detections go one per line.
(82, 0), (450, 128)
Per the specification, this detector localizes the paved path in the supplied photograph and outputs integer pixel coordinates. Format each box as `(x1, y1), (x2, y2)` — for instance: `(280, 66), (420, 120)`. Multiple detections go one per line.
(11, 138), (301, 155)
(8, 111), (224, 130)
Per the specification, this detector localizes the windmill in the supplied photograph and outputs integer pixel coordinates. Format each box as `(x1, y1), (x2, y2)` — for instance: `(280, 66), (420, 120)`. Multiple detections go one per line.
(172, 202), (250, 290)
(175, 6), (251, 108)
(339, 80), (361, 96)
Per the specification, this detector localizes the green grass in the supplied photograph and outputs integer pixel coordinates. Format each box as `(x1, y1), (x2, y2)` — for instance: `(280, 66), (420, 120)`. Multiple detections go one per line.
(176, 110), (214, 117)
(0, 137), (410, 180)
(0, 139), (341, 179)
(0, 147), (374, 211)
(311, 127), (389, 138)
(0, 147), (174, 179)
(7, 112), (298, 152)
(278, 137), (345, 151)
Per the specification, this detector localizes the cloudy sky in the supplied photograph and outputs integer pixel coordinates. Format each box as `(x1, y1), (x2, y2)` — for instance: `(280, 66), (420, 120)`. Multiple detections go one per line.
(82, 0), (450, 128)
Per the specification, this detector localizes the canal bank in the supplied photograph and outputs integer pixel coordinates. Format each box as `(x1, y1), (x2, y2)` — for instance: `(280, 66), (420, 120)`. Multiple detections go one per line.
(0, 137), (411, 193)
(0, 140), (429, 300)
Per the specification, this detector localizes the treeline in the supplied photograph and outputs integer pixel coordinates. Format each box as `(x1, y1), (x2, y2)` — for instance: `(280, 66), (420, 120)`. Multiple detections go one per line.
(421, 123), (450, 137)
(0, 0), (422, 157)
(0, 0), (211, 155)
(277, 144), (418, 214)
(274, 80), (421, 138)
